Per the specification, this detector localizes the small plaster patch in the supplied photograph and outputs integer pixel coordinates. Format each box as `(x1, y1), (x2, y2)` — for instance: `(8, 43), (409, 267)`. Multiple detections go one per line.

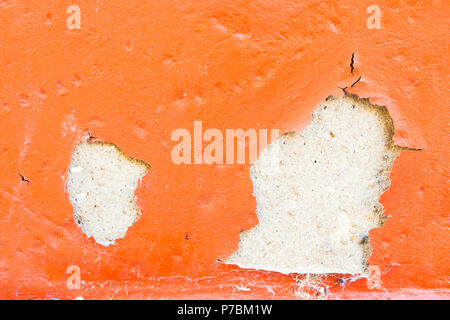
(225, 95), (406, 274)
(67, 141), (150, 246)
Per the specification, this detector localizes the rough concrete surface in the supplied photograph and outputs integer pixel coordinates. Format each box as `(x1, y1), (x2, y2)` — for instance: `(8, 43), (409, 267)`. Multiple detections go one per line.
(67, 142), (150, 246)
(226, 95), (404, 274)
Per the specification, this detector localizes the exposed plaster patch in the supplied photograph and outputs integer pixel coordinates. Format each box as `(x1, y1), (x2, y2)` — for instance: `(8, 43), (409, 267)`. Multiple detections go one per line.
(67, 141), (150, 246)
(226, 95), (406, 274)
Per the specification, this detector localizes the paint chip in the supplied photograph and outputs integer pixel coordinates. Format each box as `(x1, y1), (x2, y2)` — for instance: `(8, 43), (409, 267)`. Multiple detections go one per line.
(225, 95), (406, 274)
(67, 141), (150, 246)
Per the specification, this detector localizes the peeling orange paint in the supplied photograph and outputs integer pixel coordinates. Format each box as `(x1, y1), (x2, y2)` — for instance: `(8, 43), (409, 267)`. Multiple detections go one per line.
(0, 0), (448, 299)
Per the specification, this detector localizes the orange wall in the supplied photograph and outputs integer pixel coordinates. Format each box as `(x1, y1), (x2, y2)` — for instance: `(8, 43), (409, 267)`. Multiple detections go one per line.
(0, 0), (448, 299)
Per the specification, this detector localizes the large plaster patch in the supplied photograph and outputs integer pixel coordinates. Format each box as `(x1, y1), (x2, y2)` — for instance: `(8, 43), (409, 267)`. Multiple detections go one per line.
(225, 95), (405, 274)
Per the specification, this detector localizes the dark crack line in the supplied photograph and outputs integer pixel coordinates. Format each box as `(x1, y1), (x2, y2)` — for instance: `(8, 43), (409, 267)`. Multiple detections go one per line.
(18, 173), (30, 183)
(86, 130), (97, 143)
(350, 52), (355, 74)
(351, 76), (362, 88)
(338, 86), (349, 95)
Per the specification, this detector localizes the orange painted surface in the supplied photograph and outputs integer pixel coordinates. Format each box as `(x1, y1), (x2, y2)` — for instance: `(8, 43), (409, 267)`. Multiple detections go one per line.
(0, 0), (448, 299)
